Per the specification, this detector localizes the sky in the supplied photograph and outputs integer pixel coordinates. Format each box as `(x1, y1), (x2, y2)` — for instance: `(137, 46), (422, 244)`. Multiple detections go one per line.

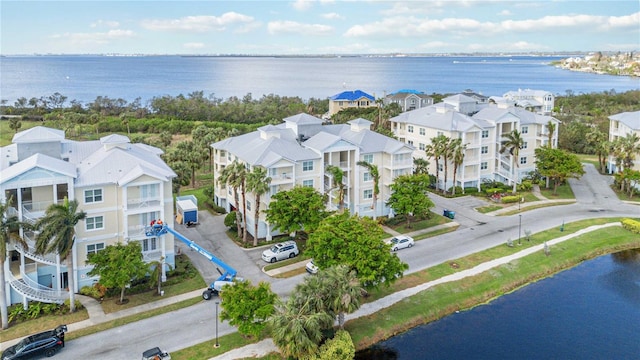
(1, 0), (638, 55)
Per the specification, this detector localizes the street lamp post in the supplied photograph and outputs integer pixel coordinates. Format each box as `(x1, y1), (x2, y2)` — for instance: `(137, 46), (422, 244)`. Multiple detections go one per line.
(214, 301), (220, 348)
(518, 214), (522, 245)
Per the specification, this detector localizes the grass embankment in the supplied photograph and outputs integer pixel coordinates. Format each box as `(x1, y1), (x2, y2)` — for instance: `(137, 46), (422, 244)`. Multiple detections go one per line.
(169, 218), (639, 359)
(346, 221), (639, 349)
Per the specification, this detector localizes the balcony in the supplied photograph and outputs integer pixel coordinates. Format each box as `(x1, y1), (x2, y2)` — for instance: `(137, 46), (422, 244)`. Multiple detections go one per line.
(127, 197), (162, 210)
(270, 173), (294, 185)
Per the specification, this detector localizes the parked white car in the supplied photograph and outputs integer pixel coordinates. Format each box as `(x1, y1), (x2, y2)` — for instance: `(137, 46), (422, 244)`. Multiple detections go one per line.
(262, 241), (299, 263)
(387, 235), (415, 251)
(305, 259), (319, 274)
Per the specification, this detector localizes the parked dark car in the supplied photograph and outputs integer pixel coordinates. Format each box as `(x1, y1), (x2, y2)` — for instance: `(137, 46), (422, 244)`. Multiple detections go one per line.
(1, 325), (67, 359)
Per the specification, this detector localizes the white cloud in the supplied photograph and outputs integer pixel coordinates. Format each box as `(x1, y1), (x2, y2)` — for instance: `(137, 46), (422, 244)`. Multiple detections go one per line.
(90, 20), (120, 28)
(50, 29), (135, 45)
(268, 21), (333, 36)
(291, 0), (314, 11)
(321, 12), (344, 20)
(497, 10), (512, 16)
(141, 12), (256, 32)
(605, 11), (640, 29)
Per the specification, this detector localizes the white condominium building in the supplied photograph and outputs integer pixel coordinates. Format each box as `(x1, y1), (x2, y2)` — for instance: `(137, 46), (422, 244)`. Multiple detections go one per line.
(1, 126), (176, 306)
(211, 113), (414, 240)
(390, 96), (560, 191)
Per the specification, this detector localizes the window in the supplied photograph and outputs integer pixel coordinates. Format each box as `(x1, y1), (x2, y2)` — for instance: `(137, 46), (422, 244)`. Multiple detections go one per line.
(363, 172), (372, 182)
(521, 126), (529, 134)
(522, 141), (528, 149)
(363, 189), (373, 199)
(86, 216), (104, 231)
(408, 125), (414, 133)
(302, 161), (313, 171)
(520, 157), (527, 164)
(87, 243), (104, 255)
(481, 162), (488, 170)
(408, 140), (414, 145)
(219, 150), (226, 158)
(419, 143), (426, 151)
(246, 200), (252, 212)
(141, 238), (158, 252)
(302, 179), (314, 187)
(437, 131), (444, 137)
(84, 189), (103, 203)
(419, 128), (426, 136)
(481, 130), (489, 138)
(438, 164), (443, 172)
(363, 154), (374, 164)
(481, 146), (488, 154)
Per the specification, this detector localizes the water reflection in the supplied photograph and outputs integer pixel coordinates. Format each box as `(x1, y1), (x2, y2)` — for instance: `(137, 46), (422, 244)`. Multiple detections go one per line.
(356, 250), (640, 359)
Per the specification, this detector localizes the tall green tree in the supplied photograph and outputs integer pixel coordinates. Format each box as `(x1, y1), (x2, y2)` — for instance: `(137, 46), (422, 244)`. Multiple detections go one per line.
(325, 165), (346, 212)
(35, 198), (87, 312)
(546, 120), (557, 148)
(246, 166), (271, 246)
(0, 197), (30, 329)
(166, 140), (208, 187)
(425, 134), (448, 192)
(441, 136), (455, 194)
(357, 160), (380, 219)
(450, 138), (466, 195)
(220, 280), (277, 338)
(500, 129), (525, 194)
(306, 212), (408, 289)
(586, 127), (609, 173)
(8, 117), (22, 134)
(87, 241), (148, 304)
(265, 186), (328, 237)
(268, 297), (334, 360)
(219, 161), (247, 240)
(535, 147), (585, 195)
(386, 174), (435, 227)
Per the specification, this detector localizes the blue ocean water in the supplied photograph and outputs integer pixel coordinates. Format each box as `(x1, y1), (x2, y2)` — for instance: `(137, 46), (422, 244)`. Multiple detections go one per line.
(1, 55), (639, 106)
(357, 251), (640, 360)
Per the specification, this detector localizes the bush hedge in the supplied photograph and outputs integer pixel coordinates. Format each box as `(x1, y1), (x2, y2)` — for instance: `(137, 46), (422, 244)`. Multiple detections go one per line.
(621, 218), (640, 234)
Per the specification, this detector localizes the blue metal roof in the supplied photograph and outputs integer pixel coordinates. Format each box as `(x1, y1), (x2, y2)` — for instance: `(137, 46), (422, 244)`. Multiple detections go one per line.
(330, 90), (375, 101)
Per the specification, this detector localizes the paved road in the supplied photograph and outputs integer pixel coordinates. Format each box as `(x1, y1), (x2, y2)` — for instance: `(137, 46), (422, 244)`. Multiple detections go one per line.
(58, 164), (638, 360)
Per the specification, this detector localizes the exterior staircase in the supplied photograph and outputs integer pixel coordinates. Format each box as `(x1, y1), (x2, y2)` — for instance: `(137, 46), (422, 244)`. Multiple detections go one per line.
(7, 271), (69, 304)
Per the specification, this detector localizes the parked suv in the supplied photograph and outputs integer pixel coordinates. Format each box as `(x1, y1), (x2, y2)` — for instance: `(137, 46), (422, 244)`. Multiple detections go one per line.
(2, 325), (67, 359)
(262, 241), (299, 263)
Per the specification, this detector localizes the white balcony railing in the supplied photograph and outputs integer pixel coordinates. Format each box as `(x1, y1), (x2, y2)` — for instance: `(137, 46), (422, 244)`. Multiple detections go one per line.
(127, 197), (162, 210)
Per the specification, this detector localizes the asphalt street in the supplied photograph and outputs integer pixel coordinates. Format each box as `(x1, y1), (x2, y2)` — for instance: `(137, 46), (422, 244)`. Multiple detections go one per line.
(53, 164), (640, 359)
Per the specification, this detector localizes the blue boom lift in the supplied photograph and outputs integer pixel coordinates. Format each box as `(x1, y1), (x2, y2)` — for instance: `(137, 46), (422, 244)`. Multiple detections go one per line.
(145, 220), (238, 300)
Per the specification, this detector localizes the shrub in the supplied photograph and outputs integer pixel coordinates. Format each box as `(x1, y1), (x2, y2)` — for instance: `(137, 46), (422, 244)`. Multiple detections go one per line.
(518, 180), (533, 192)
(484, 187), (502, 196)
(501, 195), (521, 204)
(621, 218), (640, 234)
(464, 187), (479, 194)
(224, 211), (237, 229)
(448, 186), (464, 195)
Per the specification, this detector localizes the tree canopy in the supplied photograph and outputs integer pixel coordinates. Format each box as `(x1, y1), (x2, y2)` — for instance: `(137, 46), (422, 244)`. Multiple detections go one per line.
(220, 280), (277, 338)
(306, 212), (408, 289)
(386, 174), (435, 226)
(265, 186), (328, 236)
(87, 241), (149, 304)
(535, 147), (585, 195)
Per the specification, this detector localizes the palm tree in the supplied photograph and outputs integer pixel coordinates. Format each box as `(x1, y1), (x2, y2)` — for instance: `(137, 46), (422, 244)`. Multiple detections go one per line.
(357, 161), (380, 219)
(246, 166), (271, 246)
(326, 165), (346, 212)
(441, 137), (455, 194)
(323, 265), (362, 329)
(268, 298), (334, 359)
(586, 128), (609, 173)
(500, 129), (525, 194)
(413, 158), (430, 175)
(148, 257), (172, 296)
(620, 132), (640, 170)
(425, 135), (448, 192)
(218, 161), (246, 240)
(546, 120), (556, 148)
(451, 138), (467, 196)
(0, 197), (30, 329)
(34, 198), (87, 313)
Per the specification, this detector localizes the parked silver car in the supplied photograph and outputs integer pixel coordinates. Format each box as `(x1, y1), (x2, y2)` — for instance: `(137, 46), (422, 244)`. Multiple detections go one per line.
(262, 240), (299, 263)
(387, 235), (415, 251)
